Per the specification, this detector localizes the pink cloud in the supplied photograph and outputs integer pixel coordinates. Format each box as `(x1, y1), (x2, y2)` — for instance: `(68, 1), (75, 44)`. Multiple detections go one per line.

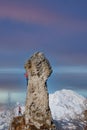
(0, 1), (87, 33)
(0, 2), (58, 25)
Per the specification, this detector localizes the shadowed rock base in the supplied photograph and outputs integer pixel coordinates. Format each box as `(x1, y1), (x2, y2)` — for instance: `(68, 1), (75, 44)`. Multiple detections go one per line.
(9, 115), (56, 130)
(8, 116), (25, 130)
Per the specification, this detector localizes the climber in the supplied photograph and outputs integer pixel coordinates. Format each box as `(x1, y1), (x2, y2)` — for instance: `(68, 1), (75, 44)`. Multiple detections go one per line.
(18, 105), (22, 116)
(24, 71), (28, 86)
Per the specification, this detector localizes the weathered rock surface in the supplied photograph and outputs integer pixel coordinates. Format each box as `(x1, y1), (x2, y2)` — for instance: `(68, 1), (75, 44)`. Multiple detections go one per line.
(9, 52), (56, 130)
(24, 52), (56, 130)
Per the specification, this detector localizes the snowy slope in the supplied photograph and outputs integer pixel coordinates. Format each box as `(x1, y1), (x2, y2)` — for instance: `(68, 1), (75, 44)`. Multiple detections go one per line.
(49, 89), (86, 121)
(0, 110), (12, 130)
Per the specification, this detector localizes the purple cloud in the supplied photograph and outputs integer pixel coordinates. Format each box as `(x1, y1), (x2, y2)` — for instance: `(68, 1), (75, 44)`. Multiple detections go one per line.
(0, 1), (87, 33)
(0, 1), (58, 26)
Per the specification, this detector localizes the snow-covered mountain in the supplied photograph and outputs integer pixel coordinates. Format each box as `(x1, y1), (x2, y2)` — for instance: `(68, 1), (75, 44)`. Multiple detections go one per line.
(0, 89), (87, 130)
(49, 89), (87, 129)
(49, 89), (86, 121)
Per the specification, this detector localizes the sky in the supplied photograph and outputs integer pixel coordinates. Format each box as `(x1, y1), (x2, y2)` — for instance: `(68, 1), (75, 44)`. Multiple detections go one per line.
(0, 0), (87, 104)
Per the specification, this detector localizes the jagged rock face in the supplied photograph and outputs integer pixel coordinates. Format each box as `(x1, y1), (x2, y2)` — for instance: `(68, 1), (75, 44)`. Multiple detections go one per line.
(24, 52), (56, 130)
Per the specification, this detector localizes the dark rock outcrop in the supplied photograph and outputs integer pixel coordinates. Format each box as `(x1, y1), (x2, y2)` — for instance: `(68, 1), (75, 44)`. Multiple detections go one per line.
(8, 116), (26, 130)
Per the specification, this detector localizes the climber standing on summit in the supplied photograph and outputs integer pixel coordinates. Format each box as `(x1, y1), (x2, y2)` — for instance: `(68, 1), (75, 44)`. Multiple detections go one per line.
(24, 71), (28, 86)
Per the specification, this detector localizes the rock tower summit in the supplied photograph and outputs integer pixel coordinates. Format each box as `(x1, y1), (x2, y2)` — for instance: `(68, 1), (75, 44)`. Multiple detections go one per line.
(24, 52), (56, 130)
